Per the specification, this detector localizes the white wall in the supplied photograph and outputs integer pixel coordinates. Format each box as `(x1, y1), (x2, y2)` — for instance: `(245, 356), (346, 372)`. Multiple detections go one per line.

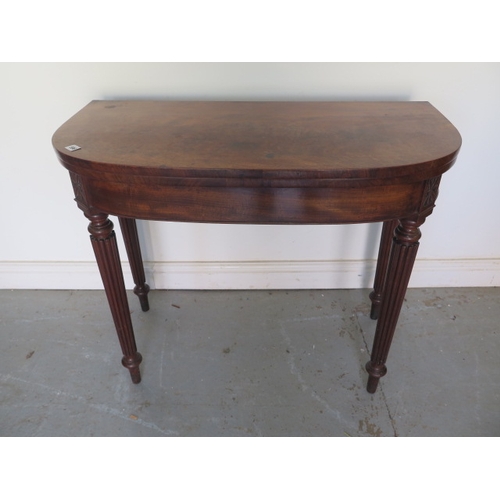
(1, 63), (499, 289)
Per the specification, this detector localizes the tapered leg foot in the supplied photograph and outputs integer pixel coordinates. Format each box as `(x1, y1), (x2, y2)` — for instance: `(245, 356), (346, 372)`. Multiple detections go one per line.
(365, 361), (387, 393)
(122, 353), (143, 384)
(136, 285), (150, 312)
(369, 292), (381, 321)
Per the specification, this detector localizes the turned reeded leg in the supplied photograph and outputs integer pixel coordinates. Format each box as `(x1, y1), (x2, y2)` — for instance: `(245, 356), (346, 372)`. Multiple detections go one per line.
(87, 213), (142, 383)
(366, 218), (422, 393)
(369, 219), (399, 320)
(118, 217), (150, 312)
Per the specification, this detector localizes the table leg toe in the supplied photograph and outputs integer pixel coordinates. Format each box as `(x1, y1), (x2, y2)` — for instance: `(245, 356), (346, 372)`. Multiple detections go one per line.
(122, 353), (143, 384)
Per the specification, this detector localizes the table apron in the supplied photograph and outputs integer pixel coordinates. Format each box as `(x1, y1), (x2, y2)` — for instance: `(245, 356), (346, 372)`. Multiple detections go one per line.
(84, 178), (425, 224)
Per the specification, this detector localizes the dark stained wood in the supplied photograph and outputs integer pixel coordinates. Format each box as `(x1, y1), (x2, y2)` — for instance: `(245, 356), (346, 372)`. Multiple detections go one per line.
(86, 179), (426, 224)
(53, 100), (462, 393)
(87, 213), (142, 383)
(53, 101), (460, 181)
(369, 219), (399, 320)
(366, 217), (423, 393)
(118, 217), (150, 312)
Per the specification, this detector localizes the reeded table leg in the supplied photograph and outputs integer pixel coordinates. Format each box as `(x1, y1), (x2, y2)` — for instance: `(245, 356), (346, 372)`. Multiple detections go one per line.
(369, 219), (399, 320)
(87, 213), (142, 383)
(118, 217), (150, 312)
(366, 218), (422, 393)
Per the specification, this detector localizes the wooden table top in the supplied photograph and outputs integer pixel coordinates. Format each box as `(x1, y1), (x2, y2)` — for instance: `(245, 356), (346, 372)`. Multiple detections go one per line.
(52, 100), (461, 182)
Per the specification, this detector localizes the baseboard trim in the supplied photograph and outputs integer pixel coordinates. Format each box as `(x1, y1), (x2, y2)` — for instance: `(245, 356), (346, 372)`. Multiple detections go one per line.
(1, 259), (498, 290)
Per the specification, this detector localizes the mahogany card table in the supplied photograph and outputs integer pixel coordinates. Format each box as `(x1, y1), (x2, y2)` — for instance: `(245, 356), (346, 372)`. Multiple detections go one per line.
(52, 101), (461, 393)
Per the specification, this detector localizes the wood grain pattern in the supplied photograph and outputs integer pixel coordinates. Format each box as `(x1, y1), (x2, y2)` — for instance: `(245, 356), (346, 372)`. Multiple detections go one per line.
(53, 101), (461, 181)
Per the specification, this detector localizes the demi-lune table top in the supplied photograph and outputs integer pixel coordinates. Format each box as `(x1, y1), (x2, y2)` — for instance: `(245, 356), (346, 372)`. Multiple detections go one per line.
(52, 100), (461, 184)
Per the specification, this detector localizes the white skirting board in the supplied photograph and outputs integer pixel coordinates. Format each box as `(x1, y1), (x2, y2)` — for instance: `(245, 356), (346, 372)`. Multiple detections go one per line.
(0, 259), (499, 289)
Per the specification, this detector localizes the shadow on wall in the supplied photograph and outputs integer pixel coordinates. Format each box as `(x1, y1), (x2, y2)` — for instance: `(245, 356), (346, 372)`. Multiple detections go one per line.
(101, 93), (413, 102)
(127, 220), (385, 291)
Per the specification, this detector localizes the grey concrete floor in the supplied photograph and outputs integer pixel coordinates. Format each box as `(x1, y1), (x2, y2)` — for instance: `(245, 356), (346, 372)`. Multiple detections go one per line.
(1, 287), (498, 436)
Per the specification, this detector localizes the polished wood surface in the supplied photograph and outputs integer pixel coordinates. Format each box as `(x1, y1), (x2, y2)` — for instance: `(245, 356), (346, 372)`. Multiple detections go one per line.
(53, 100), (459, 178)
(52, 100), (461, 394)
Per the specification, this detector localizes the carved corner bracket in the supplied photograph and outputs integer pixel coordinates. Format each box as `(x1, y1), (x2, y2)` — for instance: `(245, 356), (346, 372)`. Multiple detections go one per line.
(419, 175), (441, 218)
(69, 171), (95, 215)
